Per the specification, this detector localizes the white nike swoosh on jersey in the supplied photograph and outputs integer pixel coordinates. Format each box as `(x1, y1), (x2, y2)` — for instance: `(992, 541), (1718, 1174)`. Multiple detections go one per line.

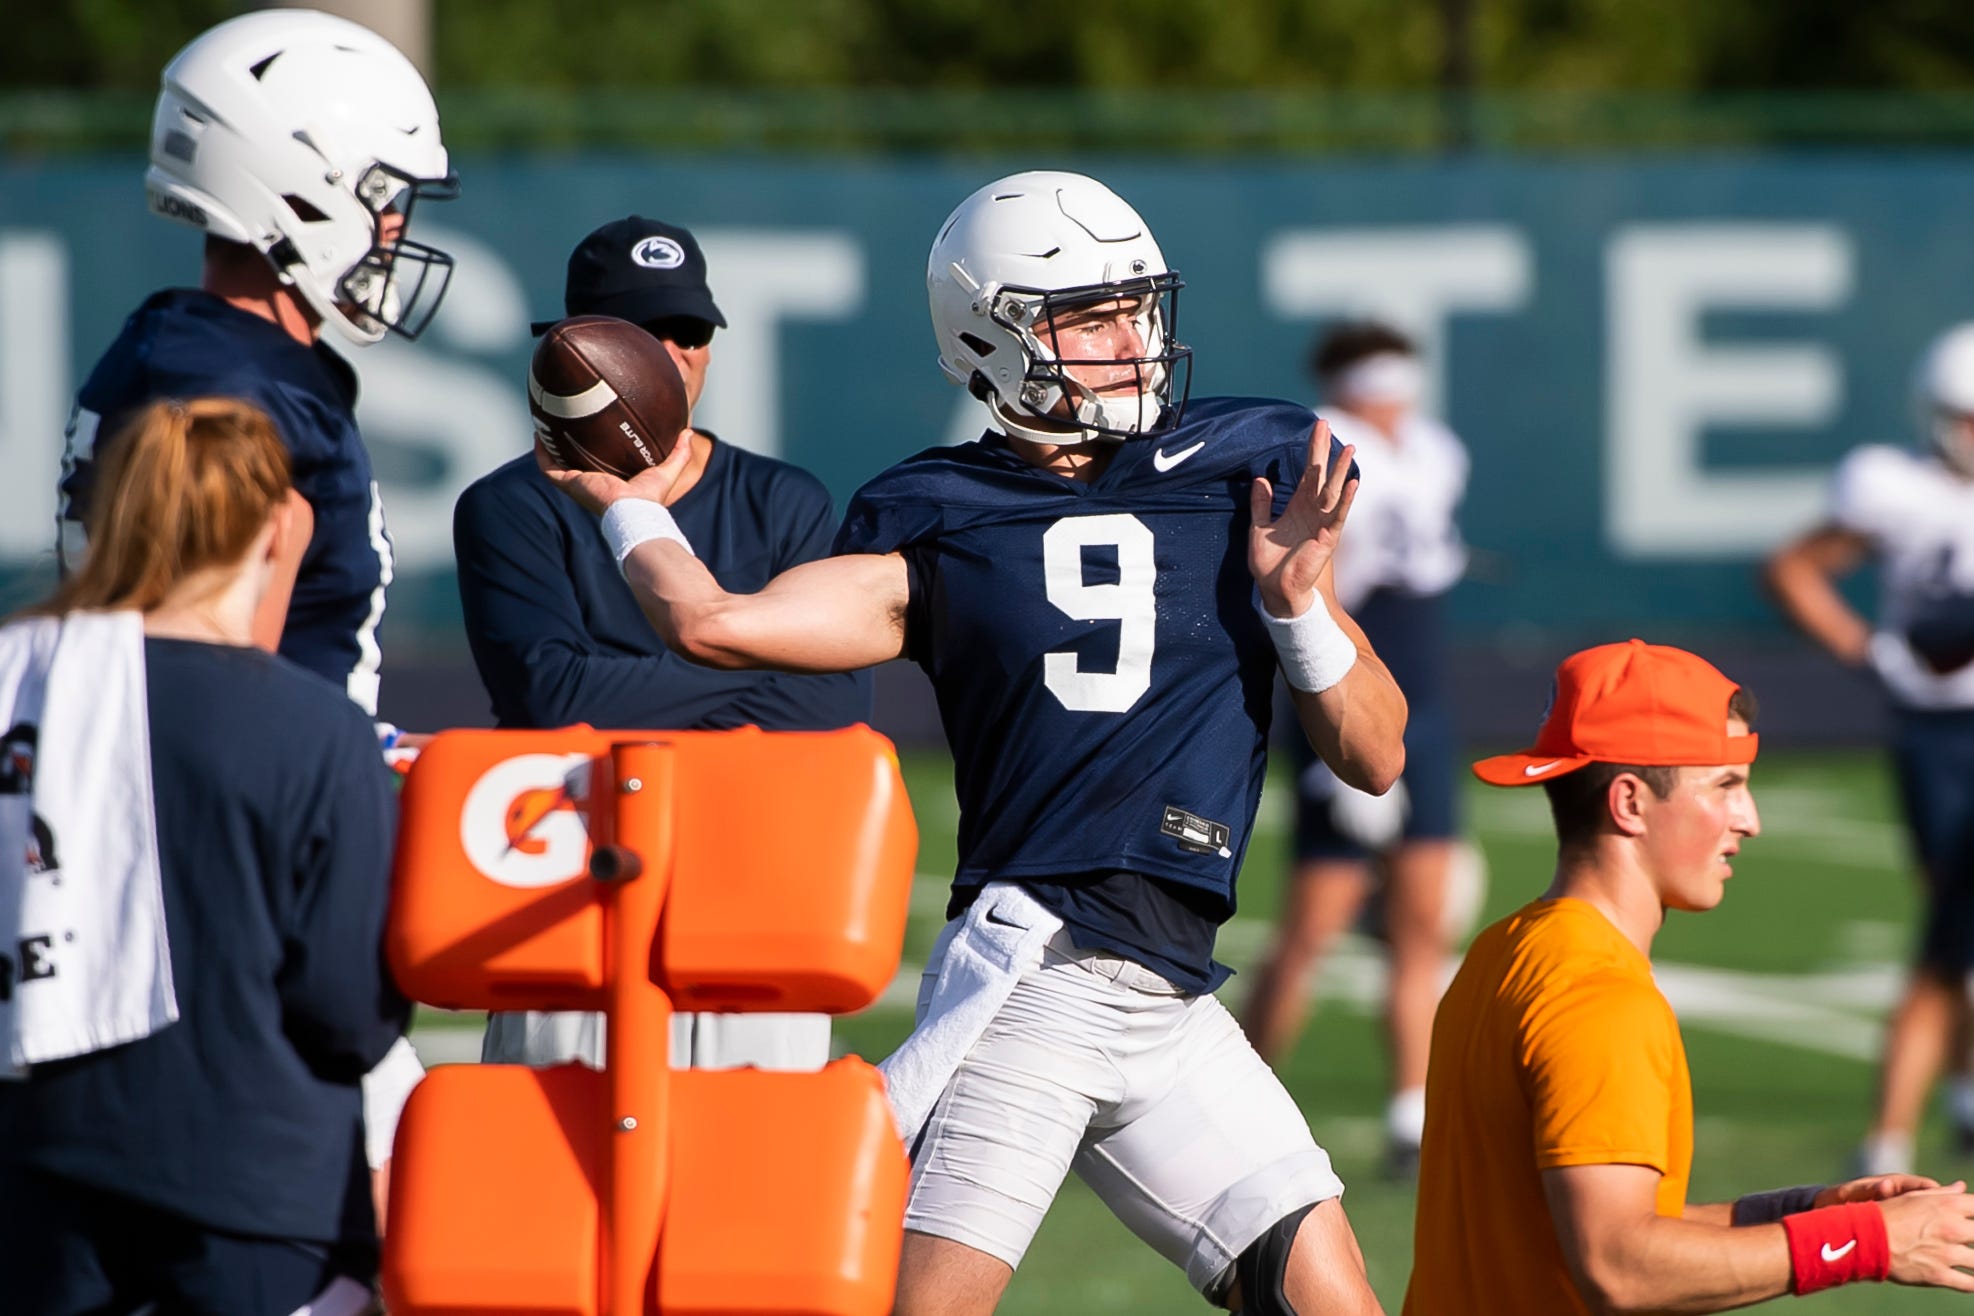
(1152, 440), (1206, 472)
(1821, 1240), (1857, 1262)
(1522, 760), (1568, 777)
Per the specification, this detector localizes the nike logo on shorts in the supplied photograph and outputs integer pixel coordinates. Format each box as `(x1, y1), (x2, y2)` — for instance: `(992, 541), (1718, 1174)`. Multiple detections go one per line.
(1152, 440), (1205, 472)
(1822, 1239), (1857, 1262)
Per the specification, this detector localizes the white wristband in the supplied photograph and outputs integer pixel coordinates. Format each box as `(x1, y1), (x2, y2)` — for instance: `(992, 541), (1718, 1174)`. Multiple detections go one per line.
(1260, 596), (1358, 693)
(600, 499), (695, 572)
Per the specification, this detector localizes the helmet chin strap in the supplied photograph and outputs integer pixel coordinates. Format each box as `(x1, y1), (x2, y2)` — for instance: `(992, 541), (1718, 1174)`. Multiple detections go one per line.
(988, 388), (1161, 449)
(994, 358), (1164, 447)
(988, 395), (1113, 448)
(1085, 391), (1157, 434)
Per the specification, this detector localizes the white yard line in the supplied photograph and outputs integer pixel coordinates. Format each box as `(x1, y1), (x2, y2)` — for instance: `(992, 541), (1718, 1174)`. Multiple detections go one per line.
(1652, 962), (1892, 1062)
(411, 899), (1916, 1068)
(853, 924), (1913, 1064)
(1467, 782), (1907, 867)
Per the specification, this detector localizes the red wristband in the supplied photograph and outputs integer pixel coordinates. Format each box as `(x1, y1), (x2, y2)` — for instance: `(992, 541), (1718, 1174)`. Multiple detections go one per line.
(1781, 1202), (1891, 1294)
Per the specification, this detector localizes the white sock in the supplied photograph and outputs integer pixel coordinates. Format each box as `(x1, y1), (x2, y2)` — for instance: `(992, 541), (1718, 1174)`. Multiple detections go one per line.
(1388, 1087), (1427, 1148)
(1858, 1131), (1915, 1177)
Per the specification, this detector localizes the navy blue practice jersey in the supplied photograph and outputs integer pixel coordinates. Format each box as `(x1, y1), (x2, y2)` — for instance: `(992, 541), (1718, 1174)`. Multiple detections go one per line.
(836, 396), (1340, 913)
(58, 290), (393, 714)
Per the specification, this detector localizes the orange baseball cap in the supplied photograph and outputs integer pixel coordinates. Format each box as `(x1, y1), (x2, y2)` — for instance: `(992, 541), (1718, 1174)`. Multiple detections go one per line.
(1473, 639), (1759, 787)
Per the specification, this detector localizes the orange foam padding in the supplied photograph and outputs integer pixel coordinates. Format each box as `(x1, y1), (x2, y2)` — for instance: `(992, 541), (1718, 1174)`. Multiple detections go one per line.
(389, 728), (610, 1011)
(660, 726), (917, 1014)
(381, 1064), (603, 1316)
(656, 1060), (908, 1316)
(388, 725), (915, 1015)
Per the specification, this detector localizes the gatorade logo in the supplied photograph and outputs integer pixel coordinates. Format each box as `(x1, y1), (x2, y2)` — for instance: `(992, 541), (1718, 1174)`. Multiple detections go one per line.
(460, 752), (594, 888)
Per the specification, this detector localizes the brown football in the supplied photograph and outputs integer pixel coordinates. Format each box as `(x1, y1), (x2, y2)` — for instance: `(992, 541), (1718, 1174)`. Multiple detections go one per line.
(528, 315), (689, 478)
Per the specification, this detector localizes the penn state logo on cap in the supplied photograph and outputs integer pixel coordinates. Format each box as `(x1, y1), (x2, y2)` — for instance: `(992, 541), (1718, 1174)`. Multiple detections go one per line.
(631, 236), (686, 270)
(530, 216), (730, 336)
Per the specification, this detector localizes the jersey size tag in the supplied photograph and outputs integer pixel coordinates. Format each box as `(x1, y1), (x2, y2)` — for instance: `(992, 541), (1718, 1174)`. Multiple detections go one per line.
(1161, 805), (1232, 857)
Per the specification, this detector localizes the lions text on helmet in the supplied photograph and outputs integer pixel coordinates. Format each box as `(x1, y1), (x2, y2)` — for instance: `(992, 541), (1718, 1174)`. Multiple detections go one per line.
(929, 171), (1193, 447)
(144, 8), (458, 346)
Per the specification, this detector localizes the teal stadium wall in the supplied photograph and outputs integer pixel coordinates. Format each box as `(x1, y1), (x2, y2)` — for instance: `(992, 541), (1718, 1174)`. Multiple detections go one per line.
(3, 155), (1966, 737)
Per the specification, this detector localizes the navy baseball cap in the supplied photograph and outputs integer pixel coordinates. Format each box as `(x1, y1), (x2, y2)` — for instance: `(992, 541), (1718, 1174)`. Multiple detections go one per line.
(529, 216), (727, 336)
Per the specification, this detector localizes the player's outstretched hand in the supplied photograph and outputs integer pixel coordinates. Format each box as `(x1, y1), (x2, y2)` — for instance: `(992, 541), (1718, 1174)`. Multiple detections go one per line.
(1817, 1173), (1943, 1206)
(1248, 417), (1357, 619)
(1881, 1183), (1974, 1290)
(534, 426), (694, 516)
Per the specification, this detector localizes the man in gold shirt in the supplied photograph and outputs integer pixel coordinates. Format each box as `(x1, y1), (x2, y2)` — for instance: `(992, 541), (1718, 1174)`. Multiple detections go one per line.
(1405, 639), (1974, 1314)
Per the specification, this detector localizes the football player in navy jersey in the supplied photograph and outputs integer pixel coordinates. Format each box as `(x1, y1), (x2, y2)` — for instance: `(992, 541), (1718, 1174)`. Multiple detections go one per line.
(52, 8), (458, 1233)
(541, 171), (1404, 1315)
(58, 9), (457, 717)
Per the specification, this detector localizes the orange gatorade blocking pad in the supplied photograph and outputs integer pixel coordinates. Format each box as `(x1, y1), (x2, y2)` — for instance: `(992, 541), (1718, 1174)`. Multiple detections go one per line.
(660, 729), (918, 1012)
(381, 726), (917, 1316)
(382, 1064), (604, 1316)
(657, 1063), (907, 1315)
(387, 725), (916, 1014)
(382, 1062), (905, 1316)
(389, 732), (608, 1009)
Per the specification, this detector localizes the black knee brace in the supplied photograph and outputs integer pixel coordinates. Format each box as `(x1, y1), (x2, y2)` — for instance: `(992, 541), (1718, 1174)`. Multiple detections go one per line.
(1232, 1202), (1316, 1315)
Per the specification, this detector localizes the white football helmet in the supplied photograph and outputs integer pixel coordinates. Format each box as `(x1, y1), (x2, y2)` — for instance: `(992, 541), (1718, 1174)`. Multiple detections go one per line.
(928, 171), (1191, 446)
(1915, 322), (1974, 477)
(146, 9), (457, 345)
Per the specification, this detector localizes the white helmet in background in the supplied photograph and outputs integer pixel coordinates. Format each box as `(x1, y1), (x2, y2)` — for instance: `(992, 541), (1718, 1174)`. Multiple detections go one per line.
(928, 171), (1191, 446)
(1914, 322), (1974, 477)
(146, 8), (458, 345)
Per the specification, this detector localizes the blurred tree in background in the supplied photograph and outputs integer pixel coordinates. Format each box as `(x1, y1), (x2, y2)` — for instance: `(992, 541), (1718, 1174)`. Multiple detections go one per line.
(8, 0), (1974, 92)
(10, 0), (1974, 152)
(4, 2), (235, 87)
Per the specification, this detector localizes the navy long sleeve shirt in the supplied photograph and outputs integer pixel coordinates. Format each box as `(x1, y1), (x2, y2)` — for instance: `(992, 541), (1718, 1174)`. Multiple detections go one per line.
(454, 440), (871, 732)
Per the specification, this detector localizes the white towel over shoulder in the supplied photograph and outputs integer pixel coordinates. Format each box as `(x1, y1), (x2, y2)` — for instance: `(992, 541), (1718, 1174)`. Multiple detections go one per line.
(0, 610), (175, 1075)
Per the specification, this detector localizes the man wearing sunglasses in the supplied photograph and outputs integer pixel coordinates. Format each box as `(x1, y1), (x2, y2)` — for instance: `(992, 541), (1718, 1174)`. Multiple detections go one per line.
(456, 215), (871, 1071)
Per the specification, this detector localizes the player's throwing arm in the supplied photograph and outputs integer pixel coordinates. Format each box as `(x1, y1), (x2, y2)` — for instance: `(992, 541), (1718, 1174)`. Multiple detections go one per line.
(538, 437), (909, 674)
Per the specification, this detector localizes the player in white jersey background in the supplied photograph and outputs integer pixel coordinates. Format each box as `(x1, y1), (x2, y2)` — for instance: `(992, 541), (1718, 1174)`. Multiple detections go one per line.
(1240, 323), (1476, 1177)
(1767, 322), (1974, 1177)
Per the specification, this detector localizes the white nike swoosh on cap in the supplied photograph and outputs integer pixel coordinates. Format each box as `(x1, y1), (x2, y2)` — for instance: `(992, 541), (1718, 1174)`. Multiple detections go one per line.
(1522, 759), (1569, 777)
(1152, 440), (1205, 472)
(1821, 1240), (1856, 1262)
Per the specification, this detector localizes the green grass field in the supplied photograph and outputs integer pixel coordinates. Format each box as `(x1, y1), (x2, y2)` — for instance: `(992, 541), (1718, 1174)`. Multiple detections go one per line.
(414, 746), (1969, 1312)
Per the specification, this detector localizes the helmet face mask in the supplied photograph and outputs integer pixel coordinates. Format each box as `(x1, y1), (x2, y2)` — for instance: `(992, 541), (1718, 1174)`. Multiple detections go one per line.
(929, 171), (1194, 447)
(144, 10), (457, 346)
(993, 273), (1191, 441)
(334, 162), (459, 341)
